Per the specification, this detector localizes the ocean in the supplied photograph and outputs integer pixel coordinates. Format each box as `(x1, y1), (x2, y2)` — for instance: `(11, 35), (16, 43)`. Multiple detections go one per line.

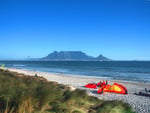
(0, 61), (150, 83)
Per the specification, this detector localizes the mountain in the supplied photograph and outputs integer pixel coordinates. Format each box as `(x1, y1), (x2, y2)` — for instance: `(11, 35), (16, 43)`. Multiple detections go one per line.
(96, 54), (111, 61)
(41, 51), (111, 61)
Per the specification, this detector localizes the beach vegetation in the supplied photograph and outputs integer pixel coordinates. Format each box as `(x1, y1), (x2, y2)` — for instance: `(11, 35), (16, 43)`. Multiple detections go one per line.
(0, 69), (135, 113)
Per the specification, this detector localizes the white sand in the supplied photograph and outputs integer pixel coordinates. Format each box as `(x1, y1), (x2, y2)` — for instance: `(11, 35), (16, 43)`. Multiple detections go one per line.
(6, 68), (150, 113)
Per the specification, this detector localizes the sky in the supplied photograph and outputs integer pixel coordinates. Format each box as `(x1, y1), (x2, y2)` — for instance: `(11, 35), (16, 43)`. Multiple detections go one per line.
(0, 0), (150, 60)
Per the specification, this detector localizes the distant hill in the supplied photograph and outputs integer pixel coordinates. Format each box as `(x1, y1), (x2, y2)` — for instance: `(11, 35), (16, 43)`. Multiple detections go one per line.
(96, 54), (111, 61)
(41, 51), (111, 61)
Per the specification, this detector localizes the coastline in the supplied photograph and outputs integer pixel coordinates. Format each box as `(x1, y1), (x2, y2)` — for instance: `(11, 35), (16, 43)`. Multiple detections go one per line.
(7, 67), (150, 86)
(4, 67), (150, 113)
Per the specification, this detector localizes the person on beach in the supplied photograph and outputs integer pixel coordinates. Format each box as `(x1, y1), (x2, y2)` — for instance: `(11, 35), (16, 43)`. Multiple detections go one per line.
(35, 73), (38, 77)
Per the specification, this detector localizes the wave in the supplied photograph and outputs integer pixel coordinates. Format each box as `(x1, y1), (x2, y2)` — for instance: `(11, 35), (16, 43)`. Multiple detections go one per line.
(13, 64), (26, 67)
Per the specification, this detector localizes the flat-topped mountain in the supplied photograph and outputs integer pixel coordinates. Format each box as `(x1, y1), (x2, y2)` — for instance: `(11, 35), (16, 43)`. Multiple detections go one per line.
(41, 51), (111, 61)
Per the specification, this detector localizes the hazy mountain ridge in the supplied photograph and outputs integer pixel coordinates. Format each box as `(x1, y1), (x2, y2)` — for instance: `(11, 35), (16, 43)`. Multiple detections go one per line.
(41, 51), (111, 61)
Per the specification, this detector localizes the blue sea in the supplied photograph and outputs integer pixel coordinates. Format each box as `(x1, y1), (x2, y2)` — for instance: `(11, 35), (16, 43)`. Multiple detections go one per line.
(0, 61), (150, 83)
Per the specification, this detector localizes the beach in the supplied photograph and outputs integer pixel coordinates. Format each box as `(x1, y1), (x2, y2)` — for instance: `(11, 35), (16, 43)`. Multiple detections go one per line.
(5, 68), (150, 113)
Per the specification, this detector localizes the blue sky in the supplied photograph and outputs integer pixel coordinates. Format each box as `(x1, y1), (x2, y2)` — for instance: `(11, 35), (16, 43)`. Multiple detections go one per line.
(0, 0), (150, 60)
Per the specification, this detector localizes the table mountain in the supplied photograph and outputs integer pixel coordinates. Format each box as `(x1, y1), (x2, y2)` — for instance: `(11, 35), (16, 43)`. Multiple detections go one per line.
(41, 51), (111, 61)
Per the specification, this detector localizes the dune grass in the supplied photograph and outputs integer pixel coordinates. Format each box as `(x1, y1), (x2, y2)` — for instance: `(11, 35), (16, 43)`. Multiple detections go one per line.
(0, 69), (135, 113)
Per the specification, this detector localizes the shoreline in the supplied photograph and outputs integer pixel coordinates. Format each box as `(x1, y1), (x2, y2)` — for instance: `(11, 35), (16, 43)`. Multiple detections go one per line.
(4, 67), (150, 113)
(8, 67), (150, 86)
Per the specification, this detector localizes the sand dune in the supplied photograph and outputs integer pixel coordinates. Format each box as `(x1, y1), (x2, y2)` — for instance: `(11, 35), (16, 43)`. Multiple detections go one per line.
(6, 68), (150, 113)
